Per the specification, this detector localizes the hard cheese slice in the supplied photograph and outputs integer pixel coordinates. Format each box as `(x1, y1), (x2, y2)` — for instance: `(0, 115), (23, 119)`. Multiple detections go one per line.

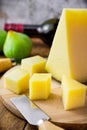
(61, 75), (87, 110)
(4, 67), (29, 94)
(46, 9), (87, 82)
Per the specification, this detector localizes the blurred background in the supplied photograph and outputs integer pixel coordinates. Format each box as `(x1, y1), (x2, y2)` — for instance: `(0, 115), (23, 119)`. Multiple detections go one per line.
(0, 0), (87, 57)
(0, 0), (87, 25)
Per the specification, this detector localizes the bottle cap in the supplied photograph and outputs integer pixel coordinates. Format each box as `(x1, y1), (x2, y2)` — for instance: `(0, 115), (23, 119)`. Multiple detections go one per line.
(4, 23), (24, 32)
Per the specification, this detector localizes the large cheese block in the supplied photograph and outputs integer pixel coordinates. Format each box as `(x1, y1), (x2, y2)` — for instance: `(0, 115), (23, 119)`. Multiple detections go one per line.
(61, 75), (87, 110)
(4, 67), (30, 94)
(29, 73), (51, 100)
(46, 9), (87, 82)
(21, 55), (46, 77)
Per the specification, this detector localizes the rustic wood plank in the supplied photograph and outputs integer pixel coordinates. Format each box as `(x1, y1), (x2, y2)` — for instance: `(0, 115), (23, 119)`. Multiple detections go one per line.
(0, 99), (26, 130)
(24, 123), (37, 130)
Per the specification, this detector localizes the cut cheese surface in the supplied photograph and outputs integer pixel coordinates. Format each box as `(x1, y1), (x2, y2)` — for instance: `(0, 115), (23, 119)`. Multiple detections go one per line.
(21, 55), (46, 76)
(29, 73), (51, 100)
(4, 67), (29, 94)
(61, 75), (87, 110)
(46, 9), (87, 82)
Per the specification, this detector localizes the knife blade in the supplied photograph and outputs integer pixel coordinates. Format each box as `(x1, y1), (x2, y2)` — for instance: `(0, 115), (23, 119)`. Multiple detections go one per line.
(11, 95), (65, 130)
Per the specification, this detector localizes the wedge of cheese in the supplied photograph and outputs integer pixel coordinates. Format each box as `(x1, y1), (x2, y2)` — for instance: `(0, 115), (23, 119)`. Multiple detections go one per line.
(21, 55), (46, 77)
(29, 73), (51, 100)
(4, 67), (29, 94)
(61, 75), (87, 110)
(46, 9), (87, 82)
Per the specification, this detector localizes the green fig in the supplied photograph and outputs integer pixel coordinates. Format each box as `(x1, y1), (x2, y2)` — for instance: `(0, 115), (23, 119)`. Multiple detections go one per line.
(3, 31), (32, 61)
(0, 30), (7, 53)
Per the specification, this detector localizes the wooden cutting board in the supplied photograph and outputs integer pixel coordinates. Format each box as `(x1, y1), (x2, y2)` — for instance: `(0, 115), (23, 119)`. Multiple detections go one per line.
(0, 66), (87, 130)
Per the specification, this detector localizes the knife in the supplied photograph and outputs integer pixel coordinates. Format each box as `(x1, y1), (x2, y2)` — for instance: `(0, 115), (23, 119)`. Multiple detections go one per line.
(11, 95), (65, 130)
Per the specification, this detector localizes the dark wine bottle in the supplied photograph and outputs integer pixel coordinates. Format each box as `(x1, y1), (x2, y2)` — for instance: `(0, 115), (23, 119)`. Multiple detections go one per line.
(4, 18), (59, 46)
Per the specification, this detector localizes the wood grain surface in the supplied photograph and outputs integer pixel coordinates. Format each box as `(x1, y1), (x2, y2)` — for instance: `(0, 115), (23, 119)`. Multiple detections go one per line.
(0, 66), (87, 130)
(0, 96), (37, 130)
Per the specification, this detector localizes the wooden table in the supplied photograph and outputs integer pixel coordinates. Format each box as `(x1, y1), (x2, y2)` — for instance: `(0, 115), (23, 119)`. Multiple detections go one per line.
(0, 39), (50, 130)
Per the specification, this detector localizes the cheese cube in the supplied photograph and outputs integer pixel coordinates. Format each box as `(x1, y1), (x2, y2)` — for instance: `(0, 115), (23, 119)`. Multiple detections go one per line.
(46, 9), (87, 82)
(61, 75), (87, 110)
(21, 55), (46, 76)
(29, 73), (51, 100)
(4, 67), (30, 94)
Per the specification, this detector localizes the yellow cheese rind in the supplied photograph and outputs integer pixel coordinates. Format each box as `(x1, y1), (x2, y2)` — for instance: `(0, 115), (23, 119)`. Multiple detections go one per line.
(29, 73), (51, 100)
(21, 55), (46, 77)
(46, 9), (87, 82)
(61, 75), (87, 110)
(4, 67), (29, 94)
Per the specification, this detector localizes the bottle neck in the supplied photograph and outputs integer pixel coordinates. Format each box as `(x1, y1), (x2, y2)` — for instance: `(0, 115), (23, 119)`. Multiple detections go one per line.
(4, 19), (59, 47)
(23, 24), (43, 37)
(4, 23), (43, 37)
(24, 25), (53, 46)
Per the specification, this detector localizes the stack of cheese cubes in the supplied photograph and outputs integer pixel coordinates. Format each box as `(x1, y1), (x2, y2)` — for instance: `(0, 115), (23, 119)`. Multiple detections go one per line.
(45, 8), (87, 110)
(4, 55), (51, 100)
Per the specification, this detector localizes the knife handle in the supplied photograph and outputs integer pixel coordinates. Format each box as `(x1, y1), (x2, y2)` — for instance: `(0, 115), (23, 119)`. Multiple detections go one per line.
(38, 120), (65, 130)
(0, 58), (14, 73)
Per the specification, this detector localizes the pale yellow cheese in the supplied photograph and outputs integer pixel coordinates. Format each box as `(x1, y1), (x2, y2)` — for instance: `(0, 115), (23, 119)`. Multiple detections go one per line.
(46, 9), (87, 82)
(29, 73), (51, 100)
(4, 67), (30, 94)
(61, 75), (87, 110)
(21, 55), (46, 77)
